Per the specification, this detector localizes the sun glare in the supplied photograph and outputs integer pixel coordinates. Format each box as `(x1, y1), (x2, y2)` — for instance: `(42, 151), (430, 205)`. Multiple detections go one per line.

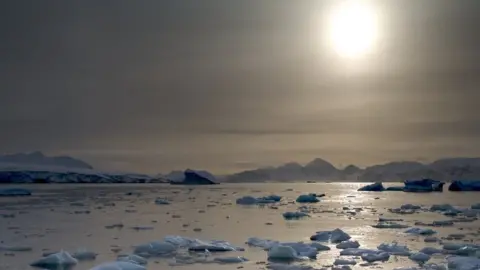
(329, 1), (378, 58)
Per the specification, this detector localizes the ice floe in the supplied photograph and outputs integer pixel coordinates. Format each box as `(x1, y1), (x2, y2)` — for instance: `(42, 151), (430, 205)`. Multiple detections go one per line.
(30, 251), (78, 269)
(419, 247), (443, 255)
(372, 221), (409, 229)
(310, 229), (351, 243)
(358, 182), (385, 191)
(268, 245), (301, 261)
(117, 254), (148, 265)
(334, 258), (357, 265)
(449, 180), (480, 191)
(213, 256), (249, 264)
(0, 188), (31, 196)
(283, 211), (310, 219)
(404, 228), (437, 235)
(377, 242), (411, 256)
(236, 195), (281, 205)
(409, 252), (431, 263)
(336, 240), (360, 249)
(296, 194), (320, 203)
(90, 261), (146, 270)
(0, 244), (33, 252)
(133, 241), (177, 256)
(424, 236), (438, 243)
(447, 256), (480, 270)
(71, 249), (97, 261)
(361, 252), (390, 262)
(154, 198), (170, 205)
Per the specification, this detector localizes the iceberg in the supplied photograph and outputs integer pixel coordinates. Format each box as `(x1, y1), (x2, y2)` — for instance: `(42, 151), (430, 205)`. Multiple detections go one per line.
(90, 261), (146, 270)
(377, 242), (411, 256)
(386, 186), (404, 191)
(449, 180), (480, 191)
(336, 240), (360, 249)
(30, 251), (78, 269)
(409, 252), (431, 263)
(296, 194), (320, 203)
(267, 245), (300, 261)
(72, 249), (97, 261)
(340, 248), (379, 256)
(283, 211), (310, 220)
(404, 228), (437, 235)
(404, 179), (444, 192)
(358, 182), (385, 191)
(236, 195), (281, 205)
(310, 229), (351, 243)
(447, 256), (480, 270)
(246, 237), (279, 249)
(117, 254), (148, 265)
(0, 188), (31, 196)
(361, 252), (390, 262)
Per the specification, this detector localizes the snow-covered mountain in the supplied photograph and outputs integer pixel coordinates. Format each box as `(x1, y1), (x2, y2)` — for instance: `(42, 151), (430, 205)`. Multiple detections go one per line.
(0, 151), (93, 170)
(223, 157), (480, 182)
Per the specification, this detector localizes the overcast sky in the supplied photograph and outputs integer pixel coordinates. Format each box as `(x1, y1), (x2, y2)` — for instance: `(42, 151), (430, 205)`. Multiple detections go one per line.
(1, 0), (480, 173)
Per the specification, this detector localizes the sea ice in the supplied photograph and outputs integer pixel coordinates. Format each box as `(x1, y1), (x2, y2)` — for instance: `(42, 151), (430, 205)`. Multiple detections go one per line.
(90, 261), (146, 270)
(334, 258), (357, 265)
(30, 251), (78, 269)
(236, 196), (259, 205)
(405, 228), (437, 235)
(340, 248), (380, 256)
(449, 180), (480, 191)
(430, 204), (457, 212)
(213, 256), (248, 264)
(377, 242), (411, 256)
(409, 252), (431, 263)
(283, 211), (310, 219)
(117, 254), (148, 265)
(336, 240), (360, 249)
(267, 263), (324, 270)
(296, 194), (320, 203)
(310, 242), (331, 251)
(332, 266), (352, 270)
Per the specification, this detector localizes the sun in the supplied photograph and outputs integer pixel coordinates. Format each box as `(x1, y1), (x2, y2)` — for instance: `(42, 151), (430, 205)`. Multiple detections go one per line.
(328, 1), (378, 58)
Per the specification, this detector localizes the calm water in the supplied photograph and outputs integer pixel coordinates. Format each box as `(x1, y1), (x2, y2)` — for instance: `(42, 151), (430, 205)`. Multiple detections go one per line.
(0, 183), (479, 270)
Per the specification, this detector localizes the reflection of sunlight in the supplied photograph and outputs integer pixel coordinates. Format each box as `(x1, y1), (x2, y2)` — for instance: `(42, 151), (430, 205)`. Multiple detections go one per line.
(328, 1), (378, 58)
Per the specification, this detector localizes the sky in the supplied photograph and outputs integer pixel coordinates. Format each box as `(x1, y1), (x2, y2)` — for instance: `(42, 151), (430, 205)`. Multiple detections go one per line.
(1, 0), (480, 174)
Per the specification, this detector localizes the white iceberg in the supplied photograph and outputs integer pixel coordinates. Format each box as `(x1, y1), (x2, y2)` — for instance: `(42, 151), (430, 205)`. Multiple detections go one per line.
(336, 240), (360, 249)
(377, 242), (411, 256)
(296, 194), (319, 203)
(409, 252), (431, 263)
(30, 251), (78, 269)
(90, 261), (146, 270)
(117, 254), (148, 265)
(334, 258), (357, 265)
(268, 245), (300, 261)
(405, 228), (437, 235)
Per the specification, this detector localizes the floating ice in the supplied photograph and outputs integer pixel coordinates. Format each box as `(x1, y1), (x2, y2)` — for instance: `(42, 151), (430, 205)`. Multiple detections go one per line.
(386, 186), (404, 191)
(471, 203), (480, 209)
(267, 263), (324, 270)
(213, 256), (248, 264)
(394, 264), (446, 270)
(261, 195), (282, 202)
(117, 254), (148, 265)
(336, 240), (360, 249)
(296, 194), (319, 203)
(0, 245), (33, 252)
(358, 182), (385, 192)
(332, 266), (352, 270)
(246, 237), (279, 249)
(154, 198), (170, 205)
(372, 222), (409, 229)
(310, 242), (331, 251)
(405, 228), (437, 235)
(189, 240), (244, 252)
(310, 231), (331, 242)
(401, 204), (421, 210)
(449, 180), (480, 191)
(72, 249), (97, 261)
(133, 241), (176, 256)
(30, 251), (78, 269)
(410, 252), (431, 263)
(236, 196), (258, 205)
(419, 247), (442, 255)
(389, 208), (417, 215)
(404, 179), (444, 192)
(447, 256), (480, 270)
(334, 258), (357, 265)
(361, 252), (390, 262)
(281, 242), (318, 258)
(268, 245), (300, 261)
(379, 217), (404, 222)
(424, 237), (438, 243)
(430, 204), (457, 212)
(90, 261), (146, 270)
(0, 188), (31, 196)
(283, 212), (310, 220)
(330, 229), (351, 243)
(377, 242), (411, 256)
(340, 248), (379, 256)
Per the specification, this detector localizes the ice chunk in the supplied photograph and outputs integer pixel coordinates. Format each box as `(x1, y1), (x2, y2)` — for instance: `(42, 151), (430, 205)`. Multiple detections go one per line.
(260, 195), (282, 202)
(283, 212), (310, 219)
(310, 242), (331, 251)
(72, 249), (97, 261)
(188, 240), (243, 252)
(154, 198), (170, 205)
(430, 204), (457, 212)
(117, 254), (148, 265)
(281, 242), (318, 258)
(310, 231), (331, 242)
(386, 186), (404, 191)
(90, 261), (146, 270)
(236, 196), (258, 205)
(267, 264), (324, 270)
(377, 242), (410, 256)
(419, 247), (442, 255)
(449, 180), (480, 191)
(0, 245), (33, 252)
(0, 188), (31, 196)
(443, 243), (465, 251)
(332, 266), (351, 270)
(424, 237), (438, 243)
(213, 256), (248, 264)
(334, 258), (357, 265)
(405, 228), (437, 235)
(379, 217), (403, 222)
(471, 203), (480, 209)
(361, 252), (390, 262)
(394, 264), (446, 270)
(246, 237), (279, 249)
(358, 182), (385, 192)
(330, 229), (351, 243)
(447, 256), (480, 270)
(404, 179), (444, 192)
(372, 222), (409, 229)
(163, 235), (196, 248)
(268, 245), (299, 261)
(30, 251), (78, 269)
(409, 252), (430, 263)
(340, 248), (379, 256)
(133, 241), (176, 256)
(336, 240), (360, 249)
(296, 194), (319, 203)
(401, 204), (421, 210)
